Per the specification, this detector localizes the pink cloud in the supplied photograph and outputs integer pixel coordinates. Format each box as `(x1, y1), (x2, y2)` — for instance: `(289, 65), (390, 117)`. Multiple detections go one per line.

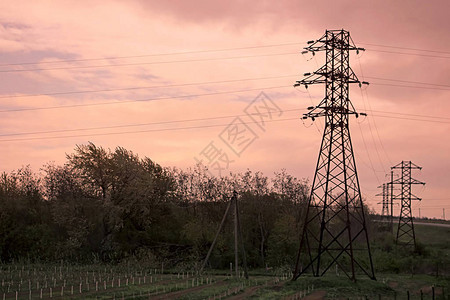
(0, 1), (448, 219)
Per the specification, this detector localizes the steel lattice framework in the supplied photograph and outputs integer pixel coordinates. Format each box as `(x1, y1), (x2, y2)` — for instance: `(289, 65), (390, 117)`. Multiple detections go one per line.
(377, 183), (389, 217)
(391, 161), (425, 247)
(376, 182), (393, 232)
(293, 30), (375, 281)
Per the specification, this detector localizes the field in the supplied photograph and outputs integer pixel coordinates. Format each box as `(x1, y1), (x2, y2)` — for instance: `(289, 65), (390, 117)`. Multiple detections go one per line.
(1, 224), (448, 299)
(415, 223), (450, 249)
(0, 218), (450, 300)
(0, 265), (288, 300)
(0, 264), (448, 299)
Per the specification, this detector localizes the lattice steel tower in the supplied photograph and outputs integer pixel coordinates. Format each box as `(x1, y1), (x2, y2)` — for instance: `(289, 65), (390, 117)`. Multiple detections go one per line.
(293, 30), (375, 281)
(377, 183), (389, 217)
(376, 181), (393, 231)
(391, 161), (425, 247)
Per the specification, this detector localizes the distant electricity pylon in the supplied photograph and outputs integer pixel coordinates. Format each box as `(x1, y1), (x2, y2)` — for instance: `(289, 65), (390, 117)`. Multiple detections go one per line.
(377, 172), (396, 232)
(293, 29), (375, 281)
(390, 161), (425, 248)
(377, 183), (389, 217)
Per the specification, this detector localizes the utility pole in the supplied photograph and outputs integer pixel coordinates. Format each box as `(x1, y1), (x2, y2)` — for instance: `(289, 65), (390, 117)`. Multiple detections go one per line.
(391, 161), (425, 248)
(235, 192), (249, 279)
(234, 192), (239, 277)
(390, 170), (394, 233)
(199, 191), (248, 279)
(293, 29), (375, 281)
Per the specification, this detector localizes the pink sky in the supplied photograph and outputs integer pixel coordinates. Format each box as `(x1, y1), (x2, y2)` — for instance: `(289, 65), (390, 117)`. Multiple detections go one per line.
(0, 0), (449, 218)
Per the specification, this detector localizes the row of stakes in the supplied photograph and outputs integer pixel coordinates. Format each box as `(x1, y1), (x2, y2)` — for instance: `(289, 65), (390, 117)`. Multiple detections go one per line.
(1, 267), (174, 290)
(2, 268), (297, 299)
(2, 272), (216, 300)
(1, 270), (200, 293)
(0, 266), (175, 293)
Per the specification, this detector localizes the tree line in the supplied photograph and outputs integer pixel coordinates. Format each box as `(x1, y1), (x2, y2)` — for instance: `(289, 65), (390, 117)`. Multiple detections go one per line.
(0, 142), (311, 268)
(2, 142), (446, 277)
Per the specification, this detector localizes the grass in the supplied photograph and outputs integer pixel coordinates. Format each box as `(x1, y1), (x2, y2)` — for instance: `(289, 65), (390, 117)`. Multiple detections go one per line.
(0, 263), (448, 299)
(415, 223), (450, 249)
(252, 274), (392, 299)
(0, 223), (448, 299)
(252, 273), (449, 299)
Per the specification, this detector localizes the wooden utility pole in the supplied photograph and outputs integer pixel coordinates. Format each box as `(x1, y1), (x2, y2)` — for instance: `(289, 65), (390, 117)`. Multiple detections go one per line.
(199, 199), (232, 274)
(200, 191), (248, 279)
(235, 192), (249, 279)
(233, 193), (239, 277)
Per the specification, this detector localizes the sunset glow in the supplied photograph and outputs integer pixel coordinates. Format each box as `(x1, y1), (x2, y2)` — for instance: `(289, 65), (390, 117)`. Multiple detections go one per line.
(0, 0), (449, 219)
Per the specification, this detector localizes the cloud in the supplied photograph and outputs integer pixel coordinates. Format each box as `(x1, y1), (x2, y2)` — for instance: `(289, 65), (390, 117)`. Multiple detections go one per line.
(0, 0), (448, 218)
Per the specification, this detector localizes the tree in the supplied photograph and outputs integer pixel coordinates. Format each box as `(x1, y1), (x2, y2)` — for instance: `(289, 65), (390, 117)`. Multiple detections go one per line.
(66, 142), (112, 201)
(0, 166), (53, 261)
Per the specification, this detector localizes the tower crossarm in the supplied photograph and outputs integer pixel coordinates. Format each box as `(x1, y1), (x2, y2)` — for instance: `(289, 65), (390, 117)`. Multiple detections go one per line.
(392, 161), (422, 170)
(294, 65), (361, 88)
(391, 177), (425, 185)
(410, 178), (425, 185)
(300, 30), (364, 54)
(410, 194), (423, 201)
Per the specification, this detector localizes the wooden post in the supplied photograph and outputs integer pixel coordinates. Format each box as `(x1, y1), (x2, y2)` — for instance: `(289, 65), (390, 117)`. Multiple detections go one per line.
(200, 199), (232, 274)
(234, 193), (239, 278)
(235, 191), (249, 279)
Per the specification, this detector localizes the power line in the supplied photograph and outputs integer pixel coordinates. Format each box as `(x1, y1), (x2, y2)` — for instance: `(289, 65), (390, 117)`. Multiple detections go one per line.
(358, 42), (450, 55)
(415, 206), (450, 208)
(366, 110), (450, 121)
(356, 61), (389, 173)
(0, 42), (301, 67)
(0, 106), (448, 142)
(0, 74), (296, 99)
(0, 85), (290, 113)
(0, 52), (298, 73)
(2, 48), (447, 74)
(370, 82), (450, 91)
(368, 49), (450, 59)
(0, 117), (299, 143)
(370, 114), (450, 124)
(2, 81), (448, 117)
(3, 103), (449, 139)
(356, 121), (382, 184)
(366, 76), (450, 88)
(1, 76), (447, 126)
(0, 108), (304, 137)
(357, 59), (393, 167)
(2, 41), (449, 68)
(3, 75), (448, 100)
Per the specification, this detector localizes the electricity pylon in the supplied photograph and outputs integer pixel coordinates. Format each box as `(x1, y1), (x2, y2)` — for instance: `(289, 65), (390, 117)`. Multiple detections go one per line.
(293, 29), (375, 281)
(377, 183), (389, 217)
(389, 170), (394, 233)
(391, 161), (425, 248)
(376, 183), (390, 231)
